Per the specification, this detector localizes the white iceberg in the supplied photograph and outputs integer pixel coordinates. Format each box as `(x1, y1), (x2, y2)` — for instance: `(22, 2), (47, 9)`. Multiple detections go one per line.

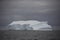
(8, 20), (52, 31)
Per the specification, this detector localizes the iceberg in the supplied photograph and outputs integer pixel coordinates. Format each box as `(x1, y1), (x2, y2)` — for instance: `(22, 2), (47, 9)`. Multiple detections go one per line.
(8, 20), (52, 31)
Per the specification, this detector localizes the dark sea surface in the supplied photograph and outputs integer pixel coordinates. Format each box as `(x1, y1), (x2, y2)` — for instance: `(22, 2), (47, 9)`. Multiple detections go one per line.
(0, 30), (60, 40)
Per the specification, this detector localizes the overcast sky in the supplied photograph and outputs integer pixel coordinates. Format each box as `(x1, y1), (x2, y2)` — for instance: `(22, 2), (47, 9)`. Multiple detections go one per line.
(0, 0), (60, 28)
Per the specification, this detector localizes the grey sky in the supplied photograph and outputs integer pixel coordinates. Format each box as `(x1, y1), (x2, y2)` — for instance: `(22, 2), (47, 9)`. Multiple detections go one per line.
(0, 0), (60, 27)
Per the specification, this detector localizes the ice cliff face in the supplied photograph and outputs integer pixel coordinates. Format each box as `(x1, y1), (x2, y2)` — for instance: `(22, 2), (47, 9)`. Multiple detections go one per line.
(8, 20), (52, 30)
(8, 24), (33, 30)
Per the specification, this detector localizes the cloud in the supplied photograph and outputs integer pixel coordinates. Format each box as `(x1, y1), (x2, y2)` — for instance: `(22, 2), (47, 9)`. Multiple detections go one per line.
(2, 0), (57, 13)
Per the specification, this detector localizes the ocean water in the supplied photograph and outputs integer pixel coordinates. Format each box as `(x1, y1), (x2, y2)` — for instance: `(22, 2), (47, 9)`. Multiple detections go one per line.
(0, 30), (60, 40)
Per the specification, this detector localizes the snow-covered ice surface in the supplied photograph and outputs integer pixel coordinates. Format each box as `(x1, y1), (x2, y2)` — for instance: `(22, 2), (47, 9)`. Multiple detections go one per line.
(8, 20), (52, 31)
